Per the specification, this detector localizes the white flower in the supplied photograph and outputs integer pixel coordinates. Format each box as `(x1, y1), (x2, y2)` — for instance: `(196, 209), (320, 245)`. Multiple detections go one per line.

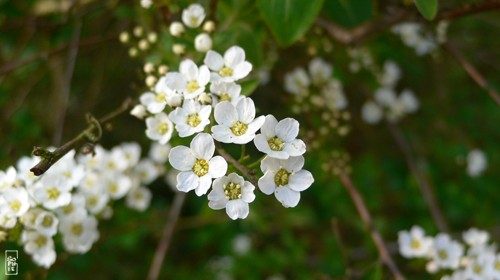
(165, 59), (210, 99)
(204, 46), (252, 83)
(168, 133), (228, 196)
(140, 0), (152, 9)
(232, 234), (252, 255)
(54, 193), (86, 218)
(212, 98), (265, 144)
(126, 186), (152, 211)
(103, 174), (133, 200)
(284, 68), (310, 96)
(254, 115), (306, 160)
(135, 159), (161, 184)
(121, 142), (142, 168)
(34, 210), (59, 237)
(0, 187), (30, 217)
(361, 101), (383, 124)
(308, 58), (332, 86)
(464, 253), (494, 280)
(322, 79), (348, 110)
(378, 61), (401, 88)
(32, 174), (72, 210)
(210, 82), (243, 105)
(258, 156), (314, 208)
(0, 212), (16, 229)
(154, 77), (184, 107)
(145, 112), (174, 144)
(0, 166), (17, 191)
(182, 4), (205, 28)
(399, 89), (419, 113)
(467, 149), (487, 177)
(208, 173), (255, 220)
(169, 21), (185, 36)
(432, 233), (464, 269)
(83, 191), (109, 214)
(130, 104), (147, 119)
(16, 156), (38, 185)
(463, 228), (489, 247)
(149, 143), (171, 163)
(398, 226), (433, 258)
(100, 147), (128, 173)
(169, 99), (211, 137)
(51, 150), (85, 186)
(374, 88), (397, 107)
(195, 33), (212, 52)
(59, 211), (99, 253)
(22, 230), (56, 268)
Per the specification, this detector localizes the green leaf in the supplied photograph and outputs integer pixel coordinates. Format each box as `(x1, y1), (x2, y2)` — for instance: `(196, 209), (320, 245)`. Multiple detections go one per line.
(324, 0), (373, 28)
(257, 0), (324, 47)
(415, 0), (438, 20)
(241, 79), (260, 96)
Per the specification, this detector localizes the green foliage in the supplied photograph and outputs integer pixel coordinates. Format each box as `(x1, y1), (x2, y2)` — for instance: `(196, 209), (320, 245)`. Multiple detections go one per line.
(415, 0), (438, 20)
(323, 0), (373, 28)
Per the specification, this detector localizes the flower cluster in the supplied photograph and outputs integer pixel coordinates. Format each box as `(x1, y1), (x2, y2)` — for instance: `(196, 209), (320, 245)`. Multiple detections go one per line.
(392, 21), (449, 56)
(133, 45), (314, 219)
(0, 143), (165, 268)
(168, 4), (215, 54)
(398, 226), (500, 279)
(119, 26), (158, 57)
(361, 61), (420, 124)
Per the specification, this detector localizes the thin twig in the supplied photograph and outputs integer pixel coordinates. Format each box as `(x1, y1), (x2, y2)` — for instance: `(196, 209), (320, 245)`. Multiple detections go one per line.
(387, 124), (449, 232)
(338, 173), (405, 280)
(147, 192), (186, 280)
(215, 143), (259, 186)
(443, 42), (500, 106)
(436, 0), (500, 21)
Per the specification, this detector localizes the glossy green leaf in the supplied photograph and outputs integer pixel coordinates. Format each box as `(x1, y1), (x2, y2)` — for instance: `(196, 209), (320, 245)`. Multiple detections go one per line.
(324, 0), (373, 28)
(257, 0), (324, 46)
(415, 0), (438, 20)
(241, 79), (260, 96)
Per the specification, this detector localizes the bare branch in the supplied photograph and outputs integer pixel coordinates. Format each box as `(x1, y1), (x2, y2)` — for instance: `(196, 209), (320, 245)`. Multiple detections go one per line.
(436, 0), (500, 21)
(215, 143), (259, 187)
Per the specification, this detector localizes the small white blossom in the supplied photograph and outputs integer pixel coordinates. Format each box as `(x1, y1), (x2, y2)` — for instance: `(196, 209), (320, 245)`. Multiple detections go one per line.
(284, 68), (310, 96)
(463, 228), (489, 247)
(208, 173), (255, 220)
(398, 226), (433, 258)
(212, 98), (265, 144)
(169, 21), (185, 37)
(232, 234), (252, 255)
(399, 89), (419, 113)
(169, 99), (211, 137)
(135, 159), (161, 185)
(33, 175), (73, 210)
(126, 186), (152, 211)
(59, 211), (99, 254)
(308, 57), (332, 86)
(0, 187), (30, 217)
(168, 133), (228, 196)
(194, 33), (212, 52)
(34, 210), (59, 237)
(145, 112), (174, 145)
(258, 156), (314, 208)
(254, 115), (306, 160)
(467, 149), (487, 177)
(322, 79), (348, 110)
(361, 101), (383, 124)
(204, 46), (252, 83)
(182, 4), (206, 28)
(130, 104), (147, 119)
(374, 88), (397, 107)
(22, 230), (56, 268)
(165, 59), (210, 99)
(140, 0), (152, 9)
(210, 82), (243, 105)
(378, 61), (401, 88)
(432, 233), (464, 270)
(0, 166), (17, 191)
(149, 143), (171, 164)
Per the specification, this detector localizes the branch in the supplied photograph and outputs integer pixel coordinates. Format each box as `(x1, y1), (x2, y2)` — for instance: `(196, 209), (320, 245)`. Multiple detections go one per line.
(387, 124), (449, 232)
(435, 0), (500, 21)
(339, 173), (405, 280)
(30, 98), (134, 176)
(215, 143), (259, 187)
(443, 42), (500, 106)
(147, 192), (186, 280)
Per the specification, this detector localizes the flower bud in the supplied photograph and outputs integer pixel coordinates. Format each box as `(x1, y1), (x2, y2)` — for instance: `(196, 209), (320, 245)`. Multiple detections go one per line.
(119, 32), (129, 43)
(133, 26), (144, 37)
(194, 33), (212, 52)
(203, 20), (215, 33)
(169, 21), (185, 37)
(158, 65), (169, 75)
(138, 39), (149, 50)
(148, 32), (157, 43)
(172, 44), (185, 55)
(145, 75), (157, 87)
(128, 47), (138, 57)
(143, 63), (155, 73)
(130, 104), (147, 119)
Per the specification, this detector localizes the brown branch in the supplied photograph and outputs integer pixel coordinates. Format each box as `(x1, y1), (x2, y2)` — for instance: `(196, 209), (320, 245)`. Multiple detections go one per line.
(443, 42), (500, 106)
(30, 98), (134, 176)
(387, 124), (449, 232)
(215, 143), (259, 187)
(435, 0), (500, 21)
(147, 192), (186, 280)
(339, 173), (405, 280)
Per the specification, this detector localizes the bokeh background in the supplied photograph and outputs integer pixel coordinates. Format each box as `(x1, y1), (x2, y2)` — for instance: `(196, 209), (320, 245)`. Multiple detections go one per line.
(1, 0), (499, 279)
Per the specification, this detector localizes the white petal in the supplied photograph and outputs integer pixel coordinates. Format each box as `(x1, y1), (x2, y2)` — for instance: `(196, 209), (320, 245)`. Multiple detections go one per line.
(226, 200), (249, 220)
(281, 156), (304, 172)
(283, 139), (306, 157)
(169, 146), (196, 171)
(211, 125), (233, 143)
(260, 156), (279, 173)
(247, 116), (265, 134)
(288, 170), (314, 192)
(236, 97), (255, 124)
(275, 118), (299, 142)
(260, 115), (278, 138)
(176, 171), (199, 192)
(180, 59), (199, 81)
(195, 176), (212, 196)
(275, 187), (300, 208)
(190, 133), (215, 160)
(253, 134), (271, 154)
(208, 199), (227, 210)
(165, 72), (187, 91)
(208, 156), (227, 178)
(214, 101), (238, 126)
(204, 50), (224, 71)
(258, 172), (276, 195)
(233, 61), (252, 80)
(224, 46), (245, 68)
(198, 65), (211, 86)
(241, 182), (255, 203)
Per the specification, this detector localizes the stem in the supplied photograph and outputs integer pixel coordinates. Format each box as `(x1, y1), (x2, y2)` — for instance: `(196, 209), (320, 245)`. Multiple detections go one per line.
(387, 124), (449, 232)
(436, 0), (500, 21)
(238, 144), (246, 161)
(147, 192), (186, 280)
(215, 143), (258, 187)
(338, 173), (405, 280)
(443, 42), (500, 107)
(30, 98), (134, 176)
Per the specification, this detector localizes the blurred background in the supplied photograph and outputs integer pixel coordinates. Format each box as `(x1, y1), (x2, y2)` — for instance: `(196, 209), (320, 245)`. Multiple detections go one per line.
(0, 0), (499, 279)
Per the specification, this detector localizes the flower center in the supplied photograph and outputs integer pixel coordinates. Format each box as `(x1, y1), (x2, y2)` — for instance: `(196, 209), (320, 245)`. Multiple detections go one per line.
(190, 17), (199, 26)
(35, 235), (47, 247)
(437, 249), (448, 260)
(192, 159), (209, 177)
(47, 188), (60, 200)
(219, 93), (231, 102)
(410, 239), (421, 249)
(268, 136), (285, 151)
(187, 113), (202, 127)
(274, 168), (290, 186)
(473, 263), (482, 274)
(41, 215), (53, 227)
(71, 223), (84, 236)
(231, 121), (248, 136)
(63, 204), (74, 214)
(186, 80), (200, 93)
(9, 201), (21, 212)
(87, 196), (98, 206)
(495, 261), (500, 271)
(157, 122), (170, 135)
(155, 92), (166, 102)
(108, 183), (118, 193)
(134, 191), (144, 200)
(224, 182), (242, 200)
(219, 66), (233, 77)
